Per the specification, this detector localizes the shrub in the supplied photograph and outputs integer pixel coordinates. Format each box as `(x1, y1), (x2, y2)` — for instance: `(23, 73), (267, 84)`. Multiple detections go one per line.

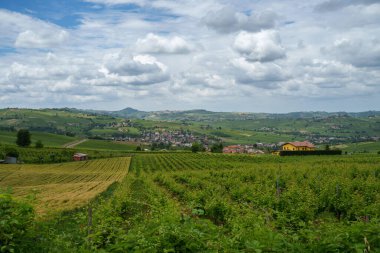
(4, 147), (19, 158)
(35, 140), (44, 149)
(0, 193), (34, 252)
(211, 143), (223, 153)
(191, 142), (205, 153)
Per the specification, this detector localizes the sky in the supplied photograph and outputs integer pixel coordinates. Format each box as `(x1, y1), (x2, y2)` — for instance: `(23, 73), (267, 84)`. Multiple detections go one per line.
(0, 0), (379, 112)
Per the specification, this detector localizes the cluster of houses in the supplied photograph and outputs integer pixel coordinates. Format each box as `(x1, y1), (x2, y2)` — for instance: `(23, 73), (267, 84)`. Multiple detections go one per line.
(223, 141), (316, 154)
(223, 145), (265, 154)
(139, 130), (213, 148)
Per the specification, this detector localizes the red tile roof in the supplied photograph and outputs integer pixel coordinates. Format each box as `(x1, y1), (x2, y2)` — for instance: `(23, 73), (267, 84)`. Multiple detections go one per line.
(225, 145), (241, 149)
(284, 141), (315, 148)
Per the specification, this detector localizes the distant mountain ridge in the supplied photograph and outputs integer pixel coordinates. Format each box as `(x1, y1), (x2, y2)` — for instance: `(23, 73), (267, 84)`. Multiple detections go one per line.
(72, 107), (380, 121)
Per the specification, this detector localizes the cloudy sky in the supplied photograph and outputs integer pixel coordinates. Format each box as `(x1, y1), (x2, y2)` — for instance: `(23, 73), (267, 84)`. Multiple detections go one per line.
(0, 0), (379, 112)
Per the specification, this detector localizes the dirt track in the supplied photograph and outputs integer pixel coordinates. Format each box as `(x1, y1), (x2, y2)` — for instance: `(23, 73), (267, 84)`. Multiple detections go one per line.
(62, 139), (88, 148)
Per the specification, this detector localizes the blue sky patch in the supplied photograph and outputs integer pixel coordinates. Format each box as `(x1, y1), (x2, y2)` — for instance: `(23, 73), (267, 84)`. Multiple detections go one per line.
(0, 0), (103, 28)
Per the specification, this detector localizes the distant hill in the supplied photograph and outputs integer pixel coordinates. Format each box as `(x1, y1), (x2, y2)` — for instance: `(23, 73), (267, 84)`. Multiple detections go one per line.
(0, 107), (379, 148)
(81, 107), (380, 121)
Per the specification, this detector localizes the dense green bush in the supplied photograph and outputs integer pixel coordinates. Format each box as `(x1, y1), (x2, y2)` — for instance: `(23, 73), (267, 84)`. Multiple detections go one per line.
(0, 194), (34, 252)
(4, 147), (19, 158)
(34, 140), (43, 149)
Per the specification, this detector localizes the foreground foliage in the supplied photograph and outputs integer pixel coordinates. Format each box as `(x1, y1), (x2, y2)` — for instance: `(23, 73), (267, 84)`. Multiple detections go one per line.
(0, 193), (34, 253)
(1, 154), (379, 252)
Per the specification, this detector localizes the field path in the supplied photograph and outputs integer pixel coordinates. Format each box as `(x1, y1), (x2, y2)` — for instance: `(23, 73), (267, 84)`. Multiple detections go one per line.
(62, 138), (88, 148)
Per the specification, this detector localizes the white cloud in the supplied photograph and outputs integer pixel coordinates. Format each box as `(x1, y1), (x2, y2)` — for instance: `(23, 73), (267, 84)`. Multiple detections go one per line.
(175, 72), (231, 90)
(102, 53), (169, 85)
(203, 6), (277, 33)
(315, 0), (379, 12)
(233, 30), (286, 62)
(136, 33), (194, 54)
(322, 38), (380, 67)
(0, 9), (69, 49)
(231, 57), (288, 89)
(15, 30), (68, 48)
(0, 1), (380, 111)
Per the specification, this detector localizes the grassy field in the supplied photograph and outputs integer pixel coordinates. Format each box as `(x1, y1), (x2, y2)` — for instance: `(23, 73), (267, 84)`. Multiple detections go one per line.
(0, 157), (130, 215)
(334, 141), (380, 153)
(0, 130), (79, 147)
(75, 139), (137, 151)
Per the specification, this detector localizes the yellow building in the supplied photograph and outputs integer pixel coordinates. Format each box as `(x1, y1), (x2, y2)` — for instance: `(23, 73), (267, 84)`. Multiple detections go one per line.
(282, 141), (315, 151)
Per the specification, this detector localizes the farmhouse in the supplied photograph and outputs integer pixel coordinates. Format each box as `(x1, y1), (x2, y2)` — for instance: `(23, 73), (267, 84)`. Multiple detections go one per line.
(73, 153), (88, 161)
(282, 141), (315, 151)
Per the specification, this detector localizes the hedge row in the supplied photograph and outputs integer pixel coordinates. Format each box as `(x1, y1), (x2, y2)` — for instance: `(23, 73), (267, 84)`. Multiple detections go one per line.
(279, 150), (342, 156)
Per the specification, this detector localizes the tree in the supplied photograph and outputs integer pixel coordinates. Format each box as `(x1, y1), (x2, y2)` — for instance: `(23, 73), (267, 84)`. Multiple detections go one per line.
(211, 143), (223, 153)
(16, 129), (31, 147)
(191, 142), (204, 153)
(325, 144), (330, 151)
(35, 140), (43, 149)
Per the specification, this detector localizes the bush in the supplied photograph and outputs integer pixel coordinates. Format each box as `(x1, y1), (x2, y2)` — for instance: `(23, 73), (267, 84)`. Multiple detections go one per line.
(191, 142), (205, 153)
(35, 140), (44, 149)
(0, 193), (34, 252)
(211, 143), (223, 153)
(4, 147), (19, 158)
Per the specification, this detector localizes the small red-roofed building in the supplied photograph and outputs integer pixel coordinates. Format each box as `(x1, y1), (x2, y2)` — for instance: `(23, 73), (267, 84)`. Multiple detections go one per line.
(73, 153), (88, 161)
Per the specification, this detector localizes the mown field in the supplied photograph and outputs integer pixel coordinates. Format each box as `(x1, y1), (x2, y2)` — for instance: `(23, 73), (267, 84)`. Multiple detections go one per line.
(1, 153), (379, 252)
(0, 130), (80, 147)
(0, 157), (130, 215)
(75, 139), (137, 151)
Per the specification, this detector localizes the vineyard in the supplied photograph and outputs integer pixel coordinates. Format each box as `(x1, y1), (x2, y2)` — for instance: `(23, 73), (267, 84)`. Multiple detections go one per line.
(0, 157), (130, 215)
(85, 153), (380, 252)
(1, 153), (379, 252)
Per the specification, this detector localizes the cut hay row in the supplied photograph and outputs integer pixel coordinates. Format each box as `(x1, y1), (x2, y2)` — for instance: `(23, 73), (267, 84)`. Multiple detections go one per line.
(0, 157), (130, 215)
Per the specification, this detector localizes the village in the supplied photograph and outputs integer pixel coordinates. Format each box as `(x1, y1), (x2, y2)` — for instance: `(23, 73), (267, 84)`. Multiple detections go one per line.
(90, 119), (380, 152)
